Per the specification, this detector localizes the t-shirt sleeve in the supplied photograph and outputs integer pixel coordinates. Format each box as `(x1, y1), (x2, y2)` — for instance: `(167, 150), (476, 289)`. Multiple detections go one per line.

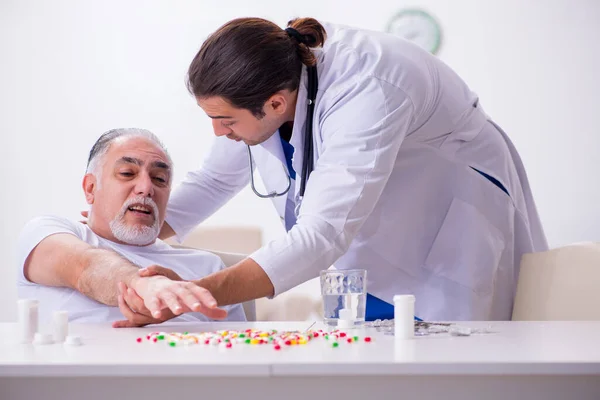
(17, 215), (85, 285)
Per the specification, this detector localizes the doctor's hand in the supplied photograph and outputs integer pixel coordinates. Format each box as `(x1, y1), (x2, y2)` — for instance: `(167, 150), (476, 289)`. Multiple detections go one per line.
(137, 265), (183, 281)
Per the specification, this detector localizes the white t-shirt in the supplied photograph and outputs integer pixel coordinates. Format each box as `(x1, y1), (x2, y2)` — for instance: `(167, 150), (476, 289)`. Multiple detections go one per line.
(17, 215), (246, 324)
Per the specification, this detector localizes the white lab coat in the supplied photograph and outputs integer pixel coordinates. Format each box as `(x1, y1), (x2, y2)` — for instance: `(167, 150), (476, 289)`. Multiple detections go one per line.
(166, 22), (548, 321)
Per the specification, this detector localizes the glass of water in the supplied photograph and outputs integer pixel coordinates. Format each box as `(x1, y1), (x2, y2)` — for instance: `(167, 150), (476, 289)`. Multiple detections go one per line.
(320, 269), (367, 328)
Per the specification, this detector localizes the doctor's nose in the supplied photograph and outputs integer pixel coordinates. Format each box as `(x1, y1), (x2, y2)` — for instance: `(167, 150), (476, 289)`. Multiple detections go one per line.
(212, 119), (232, 137)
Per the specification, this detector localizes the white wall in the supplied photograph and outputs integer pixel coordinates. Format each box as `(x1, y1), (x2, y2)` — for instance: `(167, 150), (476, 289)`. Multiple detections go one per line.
(1, 0), (599, 321)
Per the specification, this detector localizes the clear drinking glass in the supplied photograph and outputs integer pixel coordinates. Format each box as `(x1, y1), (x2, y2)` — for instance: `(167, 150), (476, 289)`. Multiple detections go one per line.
(320, 269), (367, 328)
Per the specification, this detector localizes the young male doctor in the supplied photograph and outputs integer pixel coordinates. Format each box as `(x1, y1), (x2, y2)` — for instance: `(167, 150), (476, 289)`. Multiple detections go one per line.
(119, 17), (548, 325)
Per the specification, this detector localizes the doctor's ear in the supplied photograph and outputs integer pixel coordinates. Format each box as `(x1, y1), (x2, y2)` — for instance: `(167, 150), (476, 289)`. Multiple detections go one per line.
(82, 173), (97, 204)
(266, 90), (291, 115)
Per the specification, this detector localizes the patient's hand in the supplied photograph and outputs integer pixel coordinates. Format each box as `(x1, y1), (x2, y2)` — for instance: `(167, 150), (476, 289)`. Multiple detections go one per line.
(113, 281), (178, 327)
(112, 274), (227, 328)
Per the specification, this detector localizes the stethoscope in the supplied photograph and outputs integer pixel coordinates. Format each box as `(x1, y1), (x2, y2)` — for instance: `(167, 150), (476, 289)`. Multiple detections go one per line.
(247, 64), (318, 203)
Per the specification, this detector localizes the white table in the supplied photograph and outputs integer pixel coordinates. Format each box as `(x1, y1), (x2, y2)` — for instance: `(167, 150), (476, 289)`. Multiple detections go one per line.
(1, 321), (599, 400)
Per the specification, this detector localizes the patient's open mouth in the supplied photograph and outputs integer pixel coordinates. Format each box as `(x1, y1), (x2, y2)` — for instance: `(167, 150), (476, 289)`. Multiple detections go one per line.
(127, 204), (153, 215)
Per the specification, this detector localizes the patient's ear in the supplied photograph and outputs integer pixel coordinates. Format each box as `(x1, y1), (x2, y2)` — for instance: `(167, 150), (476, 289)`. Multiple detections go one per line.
(82, 173), (97, 205)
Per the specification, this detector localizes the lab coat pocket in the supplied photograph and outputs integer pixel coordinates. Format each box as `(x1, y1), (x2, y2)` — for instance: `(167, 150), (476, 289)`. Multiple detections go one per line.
(424, 197), (505, 295)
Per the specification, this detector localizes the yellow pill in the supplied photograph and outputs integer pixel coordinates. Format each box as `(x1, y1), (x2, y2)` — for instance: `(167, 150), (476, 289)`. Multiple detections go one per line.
(260, 333), (269, 337)
(251, 339), (260, 345)
(298, 339), (307, 345)
(290, 340), (297, 345)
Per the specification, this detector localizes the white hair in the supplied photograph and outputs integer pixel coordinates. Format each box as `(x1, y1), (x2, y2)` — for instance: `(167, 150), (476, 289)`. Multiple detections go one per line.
(86, 128), (173, 181)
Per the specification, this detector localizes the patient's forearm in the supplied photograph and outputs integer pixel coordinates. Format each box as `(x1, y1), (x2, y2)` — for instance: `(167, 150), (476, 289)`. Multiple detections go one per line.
(75, 248), (142, 306)
(24, 233), (144, 307)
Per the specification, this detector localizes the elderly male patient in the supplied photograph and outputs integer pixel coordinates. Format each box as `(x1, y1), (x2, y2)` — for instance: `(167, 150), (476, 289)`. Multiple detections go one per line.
(17, 128), (245, 325)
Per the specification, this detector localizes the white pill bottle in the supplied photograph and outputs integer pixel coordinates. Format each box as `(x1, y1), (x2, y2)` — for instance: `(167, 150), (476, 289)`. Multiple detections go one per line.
(18, 299), (39, 343)
(393, 295), (415, 339)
